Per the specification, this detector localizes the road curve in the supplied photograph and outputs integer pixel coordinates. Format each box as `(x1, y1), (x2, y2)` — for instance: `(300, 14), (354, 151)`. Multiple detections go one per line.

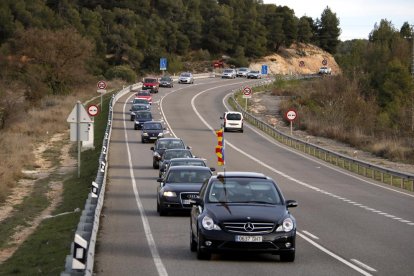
(95, 77), (414, 276)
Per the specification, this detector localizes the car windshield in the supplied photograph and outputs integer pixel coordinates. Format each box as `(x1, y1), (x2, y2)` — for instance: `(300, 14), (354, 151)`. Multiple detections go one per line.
(180, 73), (191, 77)
(224, 69), (234, 73)
(132, 105), (148, 111)
(238, 68), (248, 72)
(137, 91), (150, 96)
(226, 113), (242, 120)
(160, 77), (171, 81)
(133, 99), (148, 104)
(163, 150), (192, 160)
(143, 123), (162, 130)
(250, 71), (259, 74)
(144, 78), (157, 83)
(135, 112), (152, 119)
(166, 170), (211, 183)
(157, 140), (185, 150)
(207, 178), (281, 204)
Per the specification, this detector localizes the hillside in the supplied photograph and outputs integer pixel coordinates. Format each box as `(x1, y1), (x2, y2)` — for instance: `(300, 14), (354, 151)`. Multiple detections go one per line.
(250, 43), (340, 75)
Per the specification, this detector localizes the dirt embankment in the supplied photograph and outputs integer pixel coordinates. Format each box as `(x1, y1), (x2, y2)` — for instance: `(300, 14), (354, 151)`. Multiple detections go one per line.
(250, 43), (340, 75)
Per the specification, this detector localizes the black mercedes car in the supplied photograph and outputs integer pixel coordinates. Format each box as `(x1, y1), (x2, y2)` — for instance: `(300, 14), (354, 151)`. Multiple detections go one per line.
(141, 121), (165, 143)
(157, 166), (213, 216)
(150, 138), (190, 169)
(190, 171), (298, 261)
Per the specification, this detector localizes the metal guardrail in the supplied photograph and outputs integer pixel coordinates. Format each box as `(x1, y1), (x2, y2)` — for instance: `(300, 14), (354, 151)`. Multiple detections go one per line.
(229, 81), (414, 192)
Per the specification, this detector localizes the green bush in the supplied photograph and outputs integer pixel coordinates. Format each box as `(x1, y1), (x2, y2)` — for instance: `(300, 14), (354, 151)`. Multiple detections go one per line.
(106, 65), (136, 82)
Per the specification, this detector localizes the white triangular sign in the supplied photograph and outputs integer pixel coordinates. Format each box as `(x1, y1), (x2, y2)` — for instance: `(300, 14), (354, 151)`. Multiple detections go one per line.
(67, 103), (93, 123)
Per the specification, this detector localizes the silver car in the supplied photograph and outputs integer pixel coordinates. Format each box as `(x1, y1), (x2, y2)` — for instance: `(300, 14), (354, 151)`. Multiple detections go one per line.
(236, 67), (250, 77)
(222, 68), (236, 79)
(178, 72), (194, 84)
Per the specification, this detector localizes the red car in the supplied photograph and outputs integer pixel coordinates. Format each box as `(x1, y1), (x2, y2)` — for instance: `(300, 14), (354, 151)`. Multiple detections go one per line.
(136, 90), (152, 105)
(142, 77), (159, 93)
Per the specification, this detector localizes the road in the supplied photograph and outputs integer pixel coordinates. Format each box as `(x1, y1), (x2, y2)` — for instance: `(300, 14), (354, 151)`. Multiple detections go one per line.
(95, 77), (414, 276)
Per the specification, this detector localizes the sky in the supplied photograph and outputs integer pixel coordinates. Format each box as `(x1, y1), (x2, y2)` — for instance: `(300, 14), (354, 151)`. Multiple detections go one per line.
(263, 0), (414, 41)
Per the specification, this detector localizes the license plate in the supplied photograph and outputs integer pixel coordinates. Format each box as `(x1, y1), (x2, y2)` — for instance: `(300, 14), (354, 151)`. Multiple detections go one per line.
(150, 137), (157, 139)
(235, 236), (262, 242)
(182, 199), (190, 205)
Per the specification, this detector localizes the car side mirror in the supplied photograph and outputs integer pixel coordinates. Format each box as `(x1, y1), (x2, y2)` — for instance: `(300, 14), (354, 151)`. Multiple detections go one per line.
(210, 167), (216, 172)
(220, 116), (224, 119)
(150, 147), (155, 151)
(157, 178), (163, 182)
(186, 146), (192, 150)
(285, 200), (298, 208)
(189, 197), (202, 206)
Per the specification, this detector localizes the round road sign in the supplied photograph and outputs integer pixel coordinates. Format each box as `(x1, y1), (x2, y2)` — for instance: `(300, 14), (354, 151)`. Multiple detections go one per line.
(87, 104), (99, 117)
(243, 86), (252, 96)
(97, 80), (107, 90)
(322, 59), (328, 66)
(285, 109), (297, 121)
(299, 60), (305, 67)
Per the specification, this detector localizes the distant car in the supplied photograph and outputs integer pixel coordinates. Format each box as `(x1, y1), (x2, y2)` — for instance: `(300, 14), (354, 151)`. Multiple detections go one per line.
(222, 68), (236, 79)
(159, 157), (215, 178)
(134, 111), (152, 130)
(158, 149), (194, 177)
(141, 121), (165, 143)
(159, 76), (174, 88)
(157, 166), (213, 216)
(142, 77), (159, 93)
(130, 104), (150, 121)
(135, 90), (152, 104)
(151, 138), (190, 169)
(221, 111), (243, 132)
(236, 67), (250, 77)
(131, 98), (151, 109)
(190, 171), (298, 261)
(318, 66), (332, 75)
(247, 70), (262, 79)
(178, 72), (194, 84)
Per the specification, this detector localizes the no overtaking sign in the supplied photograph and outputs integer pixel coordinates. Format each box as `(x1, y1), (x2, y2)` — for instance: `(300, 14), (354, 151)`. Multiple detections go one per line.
(242, 86), (252, 98)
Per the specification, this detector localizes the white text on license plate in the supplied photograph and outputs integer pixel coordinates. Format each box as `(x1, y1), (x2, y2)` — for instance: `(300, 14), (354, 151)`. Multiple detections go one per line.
(182, 199), (191, 205)
(235, 236), (262, 242)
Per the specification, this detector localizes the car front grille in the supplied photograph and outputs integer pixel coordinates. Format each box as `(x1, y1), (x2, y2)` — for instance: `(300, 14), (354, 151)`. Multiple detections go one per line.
(222, 222), (275, 234)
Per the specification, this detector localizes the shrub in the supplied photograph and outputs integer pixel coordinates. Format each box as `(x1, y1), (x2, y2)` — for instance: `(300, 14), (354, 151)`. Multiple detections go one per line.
(106, 65), (136, 83)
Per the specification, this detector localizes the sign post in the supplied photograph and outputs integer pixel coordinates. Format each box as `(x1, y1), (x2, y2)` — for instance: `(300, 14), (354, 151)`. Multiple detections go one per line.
(242, 86), (252, 110)
(285, 109), (297, 136)
(97, 80), (107, 107)
(83, 104), (99, 149)
(67, 101), (93, 177)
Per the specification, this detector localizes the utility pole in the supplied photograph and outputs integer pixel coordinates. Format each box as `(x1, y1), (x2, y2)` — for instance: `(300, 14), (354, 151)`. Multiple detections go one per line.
(411, 25), (414, 131)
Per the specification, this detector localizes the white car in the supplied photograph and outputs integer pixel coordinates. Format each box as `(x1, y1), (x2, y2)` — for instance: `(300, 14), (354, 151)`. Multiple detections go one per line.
(221, 111), (243, 132)
(178, 72), (194, 84)
(247, 70), (262, 79)
(236, 67), (250, 77)
(318, 66), (332, 75)
(222, 68), (237, 79)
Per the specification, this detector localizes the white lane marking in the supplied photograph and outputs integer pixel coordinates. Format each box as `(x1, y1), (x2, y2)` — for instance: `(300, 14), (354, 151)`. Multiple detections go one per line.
(123, 95), (168, 276)
(351, 259), (377, 272)
(301, 231), (319, 240)
(298, 233), (373, 276)
(187, 86), (410, 275)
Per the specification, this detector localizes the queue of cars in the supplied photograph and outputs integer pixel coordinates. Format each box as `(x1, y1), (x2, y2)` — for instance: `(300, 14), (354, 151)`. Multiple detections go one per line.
(128, 71), (297, 262)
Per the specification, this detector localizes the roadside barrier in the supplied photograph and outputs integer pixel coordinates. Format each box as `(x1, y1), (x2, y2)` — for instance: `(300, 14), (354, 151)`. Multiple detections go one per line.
(229, 82), (414, 192)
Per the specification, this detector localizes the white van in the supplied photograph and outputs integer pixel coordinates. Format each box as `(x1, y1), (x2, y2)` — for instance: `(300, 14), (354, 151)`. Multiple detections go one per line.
(221, 112), (243, 132)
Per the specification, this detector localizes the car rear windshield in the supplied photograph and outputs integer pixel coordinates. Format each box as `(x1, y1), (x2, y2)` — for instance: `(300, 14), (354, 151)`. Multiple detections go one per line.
(226, 113), (242, 120)
(207, 178), (281, 204)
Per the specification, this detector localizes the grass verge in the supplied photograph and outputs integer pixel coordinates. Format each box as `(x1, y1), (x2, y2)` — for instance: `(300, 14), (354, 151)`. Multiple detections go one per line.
(0, 92), (113, 275)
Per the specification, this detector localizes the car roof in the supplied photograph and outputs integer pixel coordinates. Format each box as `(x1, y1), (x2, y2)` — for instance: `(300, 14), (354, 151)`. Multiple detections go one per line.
(213, 171), (268, 179)
(225, 111), (242, 115)
(164, 148), (191, 152)
(143, 120), (161, 124)
(157, 137), (183, 142)
(168, 165), (212, 171)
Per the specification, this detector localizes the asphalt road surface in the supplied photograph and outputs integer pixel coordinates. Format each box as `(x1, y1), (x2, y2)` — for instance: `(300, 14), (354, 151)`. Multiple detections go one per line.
(95, 77), (414, 276)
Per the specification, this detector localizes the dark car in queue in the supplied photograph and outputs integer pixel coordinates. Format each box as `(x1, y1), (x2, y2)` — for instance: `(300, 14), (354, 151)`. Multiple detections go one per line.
(157, 166), (213, 216)
(190, 171), (298, 261)
(130, 104), (150, 121)
(158, 149), (194, 177)
(159, 157), (215, 179)
(134, 111), (152, 130)
(151, 138), (189, 169)
(159, 76), (174, 88)
(131, 98), (151, 109)
(141, 121), (165, 143)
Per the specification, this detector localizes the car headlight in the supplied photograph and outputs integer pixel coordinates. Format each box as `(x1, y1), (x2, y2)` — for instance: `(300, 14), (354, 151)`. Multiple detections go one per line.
(158, 132), (164, 137)
(142, 132), (148, 136)
(202, 216), (221, 230)
(276, 218), (294, 232)
(163, 191), (176, 197)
